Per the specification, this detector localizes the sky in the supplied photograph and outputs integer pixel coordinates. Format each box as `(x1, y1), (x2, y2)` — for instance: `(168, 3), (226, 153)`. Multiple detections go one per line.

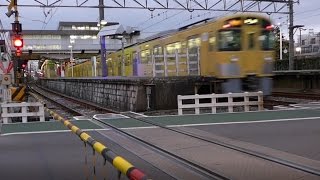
(0, 0), (319, 39)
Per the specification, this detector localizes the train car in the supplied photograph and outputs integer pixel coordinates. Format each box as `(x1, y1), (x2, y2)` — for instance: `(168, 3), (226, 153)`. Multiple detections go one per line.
(66, 13), (275, 95)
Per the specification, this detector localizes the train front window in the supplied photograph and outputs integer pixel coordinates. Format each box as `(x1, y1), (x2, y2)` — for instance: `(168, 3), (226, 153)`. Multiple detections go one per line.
(260, 30), (275, 50)
(218, 30), (241, 51)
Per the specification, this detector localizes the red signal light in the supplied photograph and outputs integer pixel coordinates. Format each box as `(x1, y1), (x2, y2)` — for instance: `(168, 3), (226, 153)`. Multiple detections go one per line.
(16, 48), (22, 57)
(13, 36), (23, 48)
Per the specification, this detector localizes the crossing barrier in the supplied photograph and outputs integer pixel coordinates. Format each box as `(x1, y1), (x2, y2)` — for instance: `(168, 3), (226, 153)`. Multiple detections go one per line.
(30, 92), (148, 180)
(178, 91), (264, 115)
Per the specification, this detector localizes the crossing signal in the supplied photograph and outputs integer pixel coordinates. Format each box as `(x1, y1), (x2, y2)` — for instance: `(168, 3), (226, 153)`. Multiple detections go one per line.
(13, 36), (23, 48)
(16, 48), (22, 57)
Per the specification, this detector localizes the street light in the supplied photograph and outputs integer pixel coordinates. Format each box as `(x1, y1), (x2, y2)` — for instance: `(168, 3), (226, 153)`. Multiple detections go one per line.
(277, 23), (283, 60)
(68, 45), (74, 77)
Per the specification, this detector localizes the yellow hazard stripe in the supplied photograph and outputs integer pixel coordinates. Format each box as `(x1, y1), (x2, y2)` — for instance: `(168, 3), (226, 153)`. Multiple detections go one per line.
(80, 132), (90, 142)
(11, 86), (26, 102)
(71, 126), (79, 134)
(37, 104), (148, 179)
(93, 142), (107, 154)
(113, 156), (134, 175)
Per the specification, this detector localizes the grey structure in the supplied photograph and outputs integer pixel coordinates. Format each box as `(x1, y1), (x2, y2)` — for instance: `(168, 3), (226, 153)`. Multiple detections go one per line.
(4, 21), (140, 59)
(296, 30), (320, 58)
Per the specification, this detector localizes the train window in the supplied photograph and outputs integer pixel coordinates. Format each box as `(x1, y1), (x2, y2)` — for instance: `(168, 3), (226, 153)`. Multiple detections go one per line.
(153, 46), (163, 55)
(248, 33), (255, 49)
(166, 42), (181, 54)
(181, 41), (187, 53)
(209, 33), (216, 51)
(259, 30), (275, 50)
(218, 30), (241, 51)
(141, 50), (150, 64)
(188, 37), (201, 53)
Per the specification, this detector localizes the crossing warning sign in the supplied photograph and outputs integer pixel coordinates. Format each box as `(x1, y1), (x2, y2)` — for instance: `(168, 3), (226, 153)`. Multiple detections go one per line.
(2, 74), (11, 85)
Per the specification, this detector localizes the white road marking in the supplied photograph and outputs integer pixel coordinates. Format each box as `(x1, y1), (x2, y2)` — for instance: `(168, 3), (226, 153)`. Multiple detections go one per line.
(1, 128), (109, 136)
(2, 116), (320, 136)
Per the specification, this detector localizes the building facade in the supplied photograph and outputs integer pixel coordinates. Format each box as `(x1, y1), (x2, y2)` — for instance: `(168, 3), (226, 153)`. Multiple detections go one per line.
(296, 29), (320, 58)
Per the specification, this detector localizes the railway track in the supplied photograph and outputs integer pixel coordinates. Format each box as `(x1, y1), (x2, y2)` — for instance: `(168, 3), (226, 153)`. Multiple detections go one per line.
(272, 91), (320, 100)
(30, 85), (320, 179)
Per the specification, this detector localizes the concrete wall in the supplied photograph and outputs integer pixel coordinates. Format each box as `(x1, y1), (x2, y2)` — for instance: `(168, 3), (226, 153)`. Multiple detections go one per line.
(39, 77), (197, 112)
(273, 72), (320, 91)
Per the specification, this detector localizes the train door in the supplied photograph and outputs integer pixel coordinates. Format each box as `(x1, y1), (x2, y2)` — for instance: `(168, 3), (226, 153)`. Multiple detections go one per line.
(187, 36), (201, 76)
(243, 32), (258, 73)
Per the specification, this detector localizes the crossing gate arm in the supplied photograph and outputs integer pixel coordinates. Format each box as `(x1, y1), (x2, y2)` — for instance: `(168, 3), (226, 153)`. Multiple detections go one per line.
(30, 92), (149, 180)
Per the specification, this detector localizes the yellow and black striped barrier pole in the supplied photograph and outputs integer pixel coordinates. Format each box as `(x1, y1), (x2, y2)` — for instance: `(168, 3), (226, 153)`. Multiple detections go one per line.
(46, 108), (149, 180)
(30, 92), (149, 179)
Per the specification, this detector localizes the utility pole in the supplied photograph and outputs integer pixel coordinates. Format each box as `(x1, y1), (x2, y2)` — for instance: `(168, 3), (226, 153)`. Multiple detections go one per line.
(288, 0), (294, 70)
(99, 0), (107, 77)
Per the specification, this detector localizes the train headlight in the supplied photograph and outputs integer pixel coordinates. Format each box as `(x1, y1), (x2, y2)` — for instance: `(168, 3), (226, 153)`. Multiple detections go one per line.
(230, 56), (239, 62)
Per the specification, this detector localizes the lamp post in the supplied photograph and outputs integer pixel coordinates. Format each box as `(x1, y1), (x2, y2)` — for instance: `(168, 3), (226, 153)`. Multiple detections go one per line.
(68, 45), (74, 77)
(99, 20), (108, 77)
(121, 36), (126, 76)
(278, 23), (283, 60)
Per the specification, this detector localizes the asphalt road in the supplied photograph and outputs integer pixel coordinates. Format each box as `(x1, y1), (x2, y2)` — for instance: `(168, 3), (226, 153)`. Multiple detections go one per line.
(0, 132), (172, 180)
(193, 119), (320, 161)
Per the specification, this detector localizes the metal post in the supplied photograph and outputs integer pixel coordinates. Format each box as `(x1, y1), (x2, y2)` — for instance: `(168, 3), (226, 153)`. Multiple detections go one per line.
(70, 46), (73, 77)
(279, 25), (283, 60)
(288, 0), (294, 70)
(99, 0), (107, 77)
(121, 37), (125, 76)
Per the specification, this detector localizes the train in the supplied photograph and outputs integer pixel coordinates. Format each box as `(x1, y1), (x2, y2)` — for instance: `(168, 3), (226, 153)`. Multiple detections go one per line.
(47, 13), (275, 95)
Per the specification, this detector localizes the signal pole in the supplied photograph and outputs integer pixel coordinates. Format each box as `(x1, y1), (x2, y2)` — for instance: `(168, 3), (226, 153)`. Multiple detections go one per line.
(7, 0), (24, 84)
(99, 0), (107, 77)
(288, 0), (294, 70)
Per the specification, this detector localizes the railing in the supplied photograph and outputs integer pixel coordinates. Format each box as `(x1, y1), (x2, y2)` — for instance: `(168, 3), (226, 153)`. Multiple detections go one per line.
(1, 102), (45, 124)
(177, 91), (263, 115)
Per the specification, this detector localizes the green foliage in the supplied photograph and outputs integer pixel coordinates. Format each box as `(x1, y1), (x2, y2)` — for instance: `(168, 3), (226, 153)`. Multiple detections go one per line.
(274, 57), (320, 71)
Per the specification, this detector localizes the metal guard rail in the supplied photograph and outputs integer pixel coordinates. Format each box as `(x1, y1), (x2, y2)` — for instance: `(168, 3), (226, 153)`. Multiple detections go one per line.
(46, 108), (148, 180)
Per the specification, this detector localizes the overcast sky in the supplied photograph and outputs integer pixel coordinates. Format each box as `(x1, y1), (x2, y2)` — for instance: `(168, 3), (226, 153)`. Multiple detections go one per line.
(0, 0), (319, 39)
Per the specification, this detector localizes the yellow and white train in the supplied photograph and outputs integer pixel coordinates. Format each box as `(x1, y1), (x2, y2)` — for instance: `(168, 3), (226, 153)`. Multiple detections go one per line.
(63, 13), (275, 95)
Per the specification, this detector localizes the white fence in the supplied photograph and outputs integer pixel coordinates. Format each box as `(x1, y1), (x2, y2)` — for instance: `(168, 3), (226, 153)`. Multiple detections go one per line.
(1, 102), (45, 124)
(177, 91), (264, 115)
(0, 88), (11, 103)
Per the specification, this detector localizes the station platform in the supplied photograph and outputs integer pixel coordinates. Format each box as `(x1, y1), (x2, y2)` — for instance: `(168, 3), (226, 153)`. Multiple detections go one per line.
(1, 108), (320, 179)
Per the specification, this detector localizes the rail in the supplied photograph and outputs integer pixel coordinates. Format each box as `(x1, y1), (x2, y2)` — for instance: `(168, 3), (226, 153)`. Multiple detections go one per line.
(1, 102), (45, 123)
(178, 91), (264, 115)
